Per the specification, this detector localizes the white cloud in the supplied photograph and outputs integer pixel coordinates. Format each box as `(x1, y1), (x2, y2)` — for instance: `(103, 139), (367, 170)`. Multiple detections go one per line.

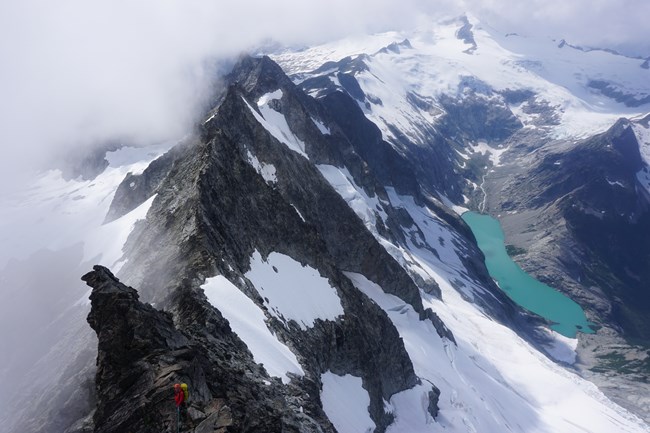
(0, 0), (647, 191)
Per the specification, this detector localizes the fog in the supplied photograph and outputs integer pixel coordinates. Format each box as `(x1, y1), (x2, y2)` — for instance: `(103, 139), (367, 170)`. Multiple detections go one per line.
(0, 0), (441, 192)
(465, 0), (650, 56)
(0, 0), (648, 430)
(0, 0), (648, 191)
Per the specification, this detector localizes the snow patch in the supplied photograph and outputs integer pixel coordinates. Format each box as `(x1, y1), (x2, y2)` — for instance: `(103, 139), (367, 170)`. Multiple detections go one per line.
(320, 372), (375, 433)
(633, 122), (650, 166)
(241, 92), (308, 158)
(311, 117), (331, 135)
(470, 141), (508, 166)
(440, 194), (469, 215)
(258, 89), (283, 106)
(246, 150), (277, 184)
(246, 251), (344, 330)
(290, 204), (306, 222)
(636, 167), (650, 196)
(606, 177), (626, 188)
(202, 275), (304, 384)
(83, 194), (156, 272)
(317, 164), (387, 231)
(384, 384), (436, 432)
(541, 329), (578, 364)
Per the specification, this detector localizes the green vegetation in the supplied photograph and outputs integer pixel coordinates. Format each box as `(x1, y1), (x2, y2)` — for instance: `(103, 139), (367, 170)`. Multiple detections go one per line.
(505, 244), (526, 257)
(592, 351), (650, 377)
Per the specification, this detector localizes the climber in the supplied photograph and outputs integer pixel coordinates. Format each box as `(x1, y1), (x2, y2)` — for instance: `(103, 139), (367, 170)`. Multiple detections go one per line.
(174, 383), (185, 407)
(174, 382), (192, 431)
(174, 383), (185, 432)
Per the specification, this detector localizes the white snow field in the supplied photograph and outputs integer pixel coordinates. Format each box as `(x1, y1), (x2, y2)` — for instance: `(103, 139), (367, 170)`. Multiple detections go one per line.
(632, 120), (650, 197)
(317, 164), (388, 229)
(634, 121), (650, 166)
(242, 90), (308, 158)
(246, 250), (344, 330)
(346, 269), (647, 433)
(0, 141), (172, 271)
(202, 275), (305, 384)
(274, 16), (650, 145)
(321, 372), (376, 433)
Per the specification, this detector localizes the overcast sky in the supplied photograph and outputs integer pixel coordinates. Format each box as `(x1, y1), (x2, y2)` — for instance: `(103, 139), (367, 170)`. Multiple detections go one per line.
(0, 0), (648, 190)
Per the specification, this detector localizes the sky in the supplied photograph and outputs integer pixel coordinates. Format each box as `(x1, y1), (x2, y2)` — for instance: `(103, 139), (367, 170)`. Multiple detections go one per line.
(0, 0), (648, 192)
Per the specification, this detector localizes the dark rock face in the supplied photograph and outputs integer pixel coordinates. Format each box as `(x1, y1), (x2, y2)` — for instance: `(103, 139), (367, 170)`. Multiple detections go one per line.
(83, 265), (334, 433)
(456, 16), (477, 54)
(438, 91), (522, 143)
(85, 55), (439, 432)
(320, 90), (421, 199)
(588, 80), (650, 107)
(499, 119), (650, 340)
(84, 266), (190, 432)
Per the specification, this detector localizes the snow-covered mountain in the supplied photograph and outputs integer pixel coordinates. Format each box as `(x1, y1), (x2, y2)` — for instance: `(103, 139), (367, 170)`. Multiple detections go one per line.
(2, 14), (649, 433)
(272, 15), (650, 421)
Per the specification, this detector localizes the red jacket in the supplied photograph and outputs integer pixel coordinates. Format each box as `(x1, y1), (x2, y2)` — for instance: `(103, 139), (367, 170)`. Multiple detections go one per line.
(174, 389), (185, 407)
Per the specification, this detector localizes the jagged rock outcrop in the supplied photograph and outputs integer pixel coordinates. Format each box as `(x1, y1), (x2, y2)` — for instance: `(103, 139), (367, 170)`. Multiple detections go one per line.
(84, 265), (333, 433)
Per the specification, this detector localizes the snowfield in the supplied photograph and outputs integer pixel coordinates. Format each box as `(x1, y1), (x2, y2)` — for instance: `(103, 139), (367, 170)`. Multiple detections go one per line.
(274, 16), (650, 144)
(243, 90), (308, 158)
(0, 142), (171, 271)
(633, 120), (650, 168)
(346, 271), (648, 433)
(632, 121), (650, 197)
(202, 274), (305, 384)
(246, 250), (344, 330)
(321, 372), (376, 433)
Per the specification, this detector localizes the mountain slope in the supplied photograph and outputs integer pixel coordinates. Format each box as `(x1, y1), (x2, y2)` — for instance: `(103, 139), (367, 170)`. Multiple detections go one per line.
(72, 54), (649, 433)
(271, 15), (650, 424)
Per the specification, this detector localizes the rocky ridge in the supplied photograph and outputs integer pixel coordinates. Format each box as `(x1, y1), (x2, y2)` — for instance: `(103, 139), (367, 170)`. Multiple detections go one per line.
(76, 53), (549, 433)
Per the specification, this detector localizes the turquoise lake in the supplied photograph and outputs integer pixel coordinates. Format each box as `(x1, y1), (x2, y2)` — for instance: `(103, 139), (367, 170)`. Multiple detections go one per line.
(462, 212), (594, 338)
